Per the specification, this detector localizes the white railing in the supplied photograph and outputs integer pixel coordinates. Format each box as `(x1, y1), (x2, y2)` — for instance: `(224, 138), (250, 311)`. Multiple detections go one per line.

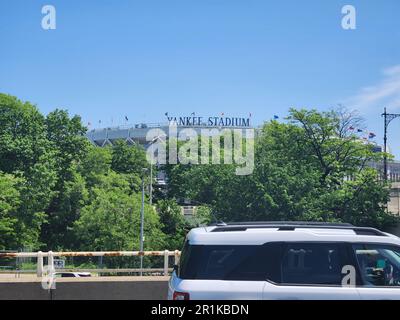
(0, 250), (181, 277)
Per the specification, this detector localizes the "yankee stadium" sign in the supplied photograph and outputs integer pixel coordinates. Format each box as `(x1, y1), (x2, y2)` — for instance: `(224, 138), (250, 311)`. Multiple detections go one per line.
(165, 114), (251, 127)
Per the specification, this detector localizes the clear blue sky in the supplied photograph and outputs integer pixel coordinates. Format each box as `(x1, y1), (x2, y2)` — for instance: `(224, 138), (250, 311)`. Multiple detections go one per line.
(1, 0), (400, 158)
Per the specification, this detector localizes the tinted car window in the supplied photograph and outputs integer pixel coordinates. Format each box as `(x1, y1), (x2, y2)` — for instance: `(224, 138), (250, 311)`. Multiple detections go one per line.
(179, 242), (282, 281)
(280, 243), (347, 285)
(56, 273), (76, 277)
(353, 244), (400, 287)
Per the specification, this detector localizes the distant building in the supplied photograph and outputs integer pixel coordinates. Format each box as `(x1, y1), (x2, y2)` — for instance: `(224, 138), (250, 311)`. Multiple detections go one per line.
(86, 120), (254, 148)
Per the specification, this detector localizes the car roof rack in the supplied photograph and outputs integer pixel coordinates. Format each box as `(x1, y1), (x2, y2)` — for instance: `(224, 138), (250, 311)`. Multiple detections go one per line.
(210, 221), (387, 236)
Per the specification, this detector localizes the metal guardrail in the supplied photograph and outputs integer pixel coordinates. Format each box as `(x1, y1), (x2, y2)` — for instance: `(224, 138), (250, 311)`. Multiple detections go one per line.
(0, 250), (181, 277)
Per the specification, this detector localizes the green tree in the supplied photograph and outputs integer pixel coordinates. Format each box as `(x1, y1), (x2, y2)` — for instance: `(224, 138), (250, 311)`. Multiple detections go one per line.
(40, 109), (91, 249)
(45, 109), (89, 181)
(0, 172), (21, 250)
(73, 172), (165, 251)
(110, 140), (152, 194)
(156, 199), (188, 249)
(193, 205), (213, 225)
(0, 94), (57, 249)
(165, 108), (397, 229)
(17, 156), (57, 248)
(111, 140), (148, 175)
(78, 145), (112, 188)
(0, 94), (49, 173)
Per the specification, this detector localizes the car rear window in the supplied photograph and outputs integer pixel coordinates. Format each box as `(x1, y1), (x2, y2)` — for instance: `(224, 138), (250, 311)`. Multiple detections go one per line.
(179, 242), (282, 281)
(280, 242), (347, 285)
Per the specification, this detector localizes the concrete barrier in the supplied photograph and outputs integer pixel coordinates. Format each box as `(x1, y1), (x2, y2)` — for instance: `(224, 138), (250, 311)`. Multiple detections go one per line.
(0, 276), (169, 300)
(0, 281), (49, 300)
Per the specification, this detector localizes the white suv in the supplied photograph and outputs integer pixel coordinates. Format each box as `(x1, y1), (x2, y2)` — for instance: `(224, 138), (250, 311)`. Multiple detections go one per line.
(168, 222), (400, 300)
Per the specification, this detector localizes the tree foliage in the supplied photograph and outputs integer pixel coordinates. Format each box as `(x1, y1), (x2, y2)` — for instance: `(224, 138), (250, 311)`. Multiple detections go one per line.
(0, 94), (56, 249)
(0, 172), (21, 250)
(165, 108), (398, 229)
(73, 172), (165, 251)
(156, 199), (188, 249)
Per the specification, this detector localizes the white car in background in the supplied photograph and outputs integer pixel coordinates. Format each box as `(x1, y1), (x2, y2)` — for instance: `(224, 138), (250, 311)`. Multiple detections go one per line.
(168, 221), (400, 300)
(54, 272), (92, 278)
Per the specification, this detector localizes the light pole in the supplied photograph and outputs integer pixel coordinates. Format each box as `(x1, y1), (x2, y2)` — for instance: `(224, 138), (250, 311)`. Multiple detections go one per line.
(150, 142), (153, 206)
(382, 108), (400, 180)
(139, 168), (148, 276)
(149, 134), (165, 205)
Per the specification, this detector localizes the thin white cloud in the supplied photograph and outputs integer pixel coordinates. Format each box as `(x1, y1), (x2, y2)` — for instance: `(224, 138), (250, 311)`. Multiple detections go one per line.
(346, 65), (400, 111)
(383, 65), (400, 76)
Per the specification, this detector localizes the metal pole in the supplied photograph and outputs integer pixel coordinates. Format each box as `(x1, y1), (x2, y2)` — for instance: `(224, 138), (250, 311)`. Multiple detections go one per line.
(383, 107), (388, 181)
(163, 250), (169, 276)
(150, 142), (153, 206)
(174, 250), (180, 266)
(37, 251), (43, 277)
(381, 108), (400, 181)
(140, 174), (145, 276)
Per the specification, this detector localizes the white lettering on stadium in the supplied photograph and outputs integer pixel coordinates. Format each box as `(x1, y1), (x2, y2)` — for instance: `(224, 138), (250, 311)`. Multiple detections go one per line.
(166, 116), (251, 127)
